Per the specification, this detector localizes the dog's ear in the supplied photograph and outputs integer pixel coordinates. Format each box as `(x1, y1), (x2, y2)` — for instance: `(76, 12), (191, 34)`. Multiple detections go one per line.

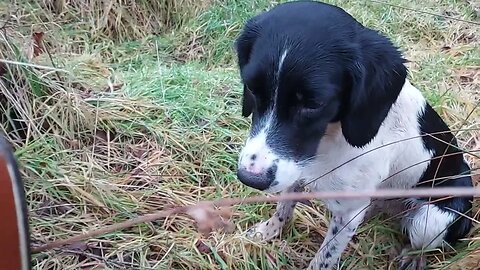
(241, 85), (255, 117)
(234, 17), (262, 118)
(341, 32), (407, 147)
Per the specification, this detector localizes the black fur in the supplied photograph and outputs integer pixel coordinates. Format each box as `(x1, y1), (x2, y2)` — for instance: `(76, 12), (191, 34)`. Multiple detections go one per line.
(416, 103), (473, 243)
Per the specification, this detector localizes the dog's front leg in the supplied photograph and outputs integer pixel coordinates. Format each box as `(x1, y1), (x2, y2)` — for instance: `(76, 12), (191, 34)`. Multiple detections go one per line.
(245, 182), (305, 241)
(308, 203), (369, 270)
(245, 200), (297, 241)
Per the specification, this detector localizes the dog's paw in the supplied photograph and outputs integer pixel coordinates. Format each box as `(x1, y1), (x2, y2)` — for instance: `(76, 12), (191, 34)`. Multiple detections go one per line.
(245, 219), (282, 241)
(398, 248), (426, 270)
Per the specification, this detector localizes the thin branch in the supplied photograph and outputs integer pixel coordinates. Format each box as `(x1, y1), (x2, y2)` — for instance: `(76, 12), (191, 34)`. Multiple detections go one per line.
(0, 59), (67, 72)
(31, 186), (480, 254)
(416, 167), (480, 187)
(32, 206), (186, 254)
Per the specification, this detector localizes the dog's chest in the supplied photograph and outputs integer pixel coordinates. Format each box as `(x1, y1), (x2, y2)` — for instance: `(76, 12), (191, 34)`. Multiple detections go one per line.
(302, 136), (430, 213)
(301, 83), (435, 212)
(300, 129), (386, 212)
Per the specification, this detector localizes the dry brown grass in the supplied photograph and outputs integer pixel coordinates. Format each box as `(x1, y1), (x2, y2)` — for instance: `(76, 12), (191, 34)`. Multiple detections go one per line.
(0, 0), (479, 269)
(17, 0), (210, 41)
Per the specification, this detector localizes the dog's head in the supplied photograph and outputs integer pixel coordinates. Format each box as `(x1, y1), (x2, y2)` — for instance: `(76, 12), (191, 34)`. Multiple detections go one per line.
(234, 1), (408, 193)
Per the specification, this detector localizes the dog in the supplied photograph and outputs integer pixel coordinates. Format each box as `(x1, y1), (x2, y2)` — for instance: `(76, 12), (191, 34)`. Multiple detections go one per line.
(233, 1), (473, 269)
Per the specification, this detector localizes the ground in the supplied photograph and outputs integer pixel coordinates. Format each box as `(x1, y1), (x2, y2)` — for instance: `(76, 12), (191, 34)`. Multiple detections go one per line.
(0, 0), (479, 269)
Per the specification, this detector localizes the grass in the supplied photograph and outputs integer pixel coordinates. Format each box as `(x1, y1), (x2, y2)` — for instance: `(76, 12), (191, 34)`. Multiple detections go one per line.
(0, 0), (479, 269)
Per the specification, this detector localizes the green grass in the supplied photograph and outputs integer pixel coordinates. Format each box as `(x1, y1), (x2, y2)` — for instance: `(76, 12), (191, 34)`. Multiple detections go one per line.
(1, 0), (479, 269)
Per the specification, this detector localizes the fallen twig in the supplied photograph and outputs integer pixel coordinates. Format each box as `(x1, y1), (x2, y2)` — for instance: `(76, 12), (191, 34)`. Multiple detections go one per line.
(0, 59), (68, 72)
(32, 186), (480, 254)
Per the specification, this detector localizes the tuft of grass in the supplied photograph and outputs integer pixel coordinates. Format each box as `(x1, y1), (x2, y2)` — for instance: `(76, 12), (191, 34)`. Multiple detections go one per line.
(11, 0), (210, 41)
(0, 0), (478, 269)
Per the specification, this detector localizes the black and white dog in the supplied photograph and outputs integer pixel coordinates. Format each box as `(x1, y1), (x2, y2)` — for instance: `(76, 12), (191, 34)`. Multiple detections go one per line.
(234, 1), (473, 269)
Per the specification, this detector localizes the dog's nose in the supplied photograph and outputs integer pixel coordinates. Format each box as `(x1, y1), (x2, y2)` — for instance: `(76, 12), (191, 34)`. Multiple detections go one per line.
(237, 168), (273, 190)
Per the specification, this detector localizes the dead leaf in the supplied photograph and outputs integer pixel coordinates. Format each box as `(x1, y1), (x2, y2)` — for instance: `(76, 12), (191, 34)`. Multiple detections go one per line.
(187, 206), (216, 235)
(454, 67), (479, 86)
(35, 198), (72, 216)
(441, 45), (451, 51)
(22, 31), (45, 61)
(149, 244), (163, 253)
(32, 32), (45, 57)
(104, 83), (124, 92)
(69, 139), (80, 149)
(453, 32), (476, 44)
(95, 130), (108, 142)
(186, 204), (235, 235)
(126, 144), (147, 159)
(195, 239), (212, 254)
(443, 47), (464, 57)
(113, 164), (124, 172)
(0, 63), (6, 77)
(66, 242), (89, 251)
(94, 129), (116, 142)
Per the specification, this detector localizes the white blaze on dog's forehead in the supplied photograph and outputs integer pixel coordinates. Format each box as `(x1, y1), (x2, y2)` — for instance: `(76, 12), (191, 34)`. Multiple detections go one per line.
(262, 48), (288, 136)
(248, 48), (288, 139)
(277, 49), (288, 76)
(272, 49), (289, 113)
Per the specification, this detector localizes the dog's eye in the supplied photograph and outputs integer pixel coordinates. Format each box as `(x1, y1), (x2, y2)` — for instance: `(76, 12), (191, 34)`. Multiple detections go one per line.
(299, 101), (324, 118)
(300, 105), (322, 115)
(296, 92), (324, 117)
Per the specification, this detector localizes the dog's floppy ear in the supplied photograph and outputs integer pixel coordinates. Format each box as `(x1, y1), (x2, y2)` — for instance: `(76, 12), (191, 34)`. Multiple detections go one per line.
(341, 32), (408, 147)
(234, 17), (262, 118)
(241, 85), (255, 117)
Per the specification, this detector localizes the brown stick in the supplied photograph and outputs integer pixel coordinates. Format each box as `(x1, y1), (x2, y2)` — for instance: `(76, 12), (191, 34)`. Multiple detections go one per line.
(31, 187), (480, 254)
(31, 206), (189, 253)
